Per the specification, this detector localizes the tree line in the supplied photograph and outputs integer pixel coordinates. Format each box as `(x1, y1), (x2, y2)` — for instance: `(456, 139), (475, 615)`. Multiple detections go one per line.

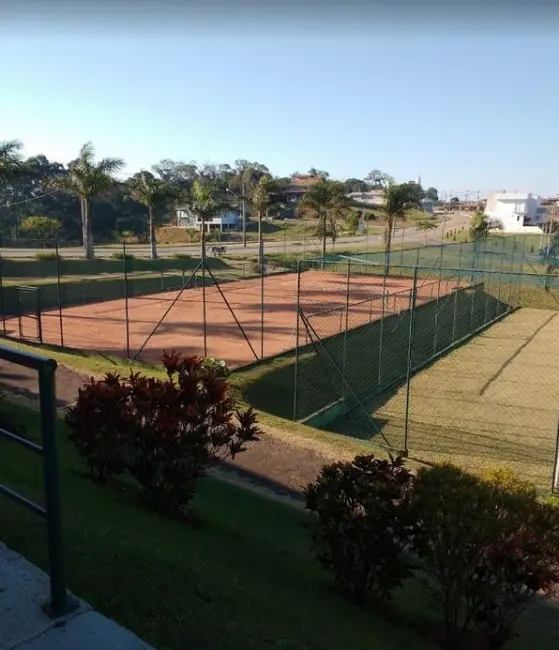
(0, 139), (439, 261)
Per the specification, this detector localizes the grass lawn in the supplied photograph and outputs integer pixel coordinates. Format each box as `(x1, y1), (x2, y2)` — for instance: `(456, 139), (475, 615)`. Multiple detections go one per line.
(0, 403), (441, 650)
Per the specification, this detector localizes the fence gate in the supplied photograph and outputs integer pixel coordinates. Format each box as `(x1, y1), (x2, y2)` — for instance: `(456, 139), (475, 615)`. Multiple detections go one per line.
(15, 285), (43, 343)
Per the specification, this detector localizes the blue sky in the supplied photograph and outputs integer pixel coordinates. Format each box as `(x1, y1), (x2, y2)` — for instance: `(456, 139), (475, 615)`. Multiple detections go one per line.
(1, 22), (558, 198)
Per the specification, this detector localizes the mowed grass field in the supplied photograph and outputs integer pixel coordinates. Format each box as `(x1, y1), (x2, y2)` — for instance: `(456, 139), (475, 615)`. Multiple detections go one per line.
(374, 308), (559, 490)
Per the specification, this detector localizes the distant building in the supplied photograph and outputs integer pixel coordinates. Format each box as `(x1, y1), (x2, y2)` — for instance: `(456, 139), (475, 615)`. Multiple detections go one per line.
(347, 190), (385, 206)
(175, 206), (240, 232)
(277, 174), (322, 217)
(484, 191), (547, 233)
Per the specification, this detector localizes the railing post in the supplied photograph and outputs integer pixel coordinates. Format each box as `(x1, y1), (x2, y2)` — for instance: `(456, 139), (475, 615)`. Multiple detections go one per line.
(38, 359), (69, 618)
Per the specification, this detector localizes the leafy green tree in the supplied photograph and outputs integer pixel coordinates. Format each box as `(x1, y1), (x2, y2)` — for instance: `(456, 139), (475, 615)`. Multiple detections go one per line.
(19, 216), (62, 241)
(128, 171), (175, 259)
(343, 178), (369, 193)
(425, 186), (439, 202)
(52, 142), (124, 259)
(296, 179), (350, 258)
(366, 169), (394, 189)
(188, 180), (226, 259)
(308, 168), (329, 179)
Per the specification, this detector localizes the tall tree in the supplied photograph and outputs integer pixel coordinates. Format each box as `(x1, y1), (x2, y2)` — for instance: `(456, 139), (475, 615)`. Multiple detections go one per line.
(366, 169), (394, 189)
(52, 142), (124, 258)
(188, 180), (226, 259)
(383, 182), (424, 272)
(308, 168), (330, 179)
(425, 186), (439, 202)
(128, 171), (174, 259)
(296, 179), (349, 258)
(344, 177), (368, 194)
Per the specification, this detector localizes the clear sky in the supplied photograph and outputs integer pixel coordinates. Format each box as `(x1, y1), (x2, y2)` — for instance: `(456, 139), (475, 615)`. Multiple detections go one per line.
(1, 5), (558, 198)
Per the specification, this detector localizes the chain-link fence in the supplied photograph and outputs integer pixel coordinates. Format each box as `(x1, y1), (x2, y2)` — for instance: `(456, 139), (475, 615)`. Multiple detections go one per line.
(294, 256), (559, 493)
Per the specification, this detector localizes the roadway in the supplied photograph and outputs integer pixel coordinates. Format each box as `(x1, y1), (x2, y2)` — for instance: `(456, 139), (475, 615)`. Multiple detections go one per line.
(0, 212), (471, 259)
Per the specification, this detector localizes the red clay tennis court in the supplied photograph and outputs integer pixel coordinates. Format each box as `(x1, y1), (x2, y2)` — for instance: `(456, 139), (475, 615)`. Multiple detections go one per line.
(5, 270), (462, 368)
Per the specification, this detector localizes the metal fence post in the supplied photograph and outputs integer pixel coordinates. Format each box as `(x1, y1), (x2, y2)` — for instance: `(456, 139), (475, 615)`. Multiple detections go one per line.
(201, 233), (208, 357)
(377, 275), (387, 387)
(403, 267), (419, 455)
(55, 240), (64, 347)
(123, 240), (130, 359)
(341, 261), (351, 402)
(38, 360), (68, 617)
(451, 269), (460, 343)
(260, 261), (265, 359)
(293, 261), (302, 421)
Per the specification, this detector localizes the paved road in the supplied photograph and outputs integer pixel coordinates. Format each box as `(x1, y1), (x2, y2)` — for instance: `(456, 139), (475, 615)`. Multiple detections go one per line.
(0, 212), (471, 259)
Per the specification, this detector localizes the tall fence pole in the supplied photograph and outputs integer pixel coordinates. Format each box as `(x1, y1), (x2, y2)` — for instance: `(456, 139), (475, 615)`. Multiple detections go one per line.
(0, 250), (6, 336)
(55, 239), (64, 347)
(341, 261), (351, 403)
(293, 261), (302, 421)
(123, 240), (130, 359)
(201, 232), (208, 357)
(260, 258), (265, 359)
(403, 267), (419, 455)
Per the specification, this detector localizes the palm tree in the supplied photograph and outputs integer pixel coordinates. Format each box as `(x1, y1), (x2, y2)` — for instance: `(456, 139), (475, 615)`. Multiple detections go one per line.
(382, 183), (419, 273)
(0, 140), (23, 185)
(295, 179), (349, 259)
(251, 176), (277, 272)
(129, 171), (173, 259)
(188, 180), (226, 260)
(53, 142), (124, 259)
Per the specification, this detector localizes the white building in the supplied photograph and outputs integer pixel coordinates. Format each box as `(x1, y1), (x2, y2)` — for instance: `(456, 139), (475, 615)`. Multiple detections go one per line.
(175, 207), (240, 232)
(347, 190), (385, 206)
(484, 191), (547, 233)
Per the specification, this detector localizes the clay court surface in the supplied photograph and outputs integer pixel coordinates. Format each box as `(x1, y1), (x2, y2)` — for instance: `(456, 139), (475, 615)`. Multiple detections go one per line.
(5, 270), (460, 367)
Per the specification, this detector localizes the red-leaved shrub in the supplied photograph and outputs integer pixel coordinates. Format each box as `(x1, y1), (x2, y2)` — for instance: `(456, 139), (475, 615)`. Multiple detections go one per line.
(305, 454), (415, 606)
(66, 372), (131, 484)
(66, 351), (260, 515)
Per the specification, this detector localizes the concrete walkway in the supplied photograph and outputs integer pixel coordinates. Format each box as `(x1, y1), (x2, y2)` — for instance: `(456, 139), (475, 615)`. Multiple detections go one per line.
(0, 544), (153, 650)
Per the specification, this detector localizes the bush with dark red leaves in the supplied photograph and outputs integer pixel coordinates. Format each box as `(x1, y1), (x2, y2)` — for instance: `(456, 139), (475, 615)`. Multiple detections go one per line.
(304, 454), (415, 606)
(66, 351), (260, 515)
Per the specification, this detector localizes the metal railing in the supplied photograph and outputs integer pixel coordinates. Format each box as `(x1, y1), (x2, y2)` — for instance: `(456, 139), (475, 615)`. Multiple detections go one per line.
(0, 345), (73, 617)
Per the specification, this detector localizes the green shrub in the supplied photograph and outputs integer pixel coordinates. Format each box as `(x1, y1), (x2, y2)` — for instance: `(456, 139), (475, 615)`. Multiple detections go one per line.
(66, 352), (260, 516)
(111, 251), (135, 260)
(412, 464), (559, 650)
(411, 464), (502, 648)
(173, 253), (192, 260)
(480, 467), (538, 499)
(202, 357), (231, 379)
(304, 454), (415, 606)
(34, 251), (61, 261)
